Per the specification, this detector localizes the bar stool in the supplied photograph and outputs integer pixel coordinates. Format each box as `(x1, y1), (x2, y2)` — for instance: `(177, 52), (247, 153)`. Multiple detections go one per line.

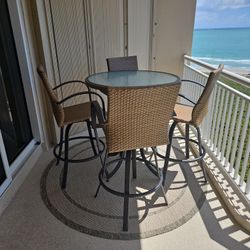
(37, 65), (105, 189)
(91, 83), (180, 231)
(158, 64), (224, 183)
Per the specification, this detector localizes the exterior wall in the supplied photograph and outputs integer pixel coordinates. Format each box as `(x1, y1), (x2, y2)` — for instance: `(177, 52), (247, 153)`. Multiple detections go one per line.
(152, 0), (196, 75)
(91, 0), (124, 72)
(127, 0), (152, 70)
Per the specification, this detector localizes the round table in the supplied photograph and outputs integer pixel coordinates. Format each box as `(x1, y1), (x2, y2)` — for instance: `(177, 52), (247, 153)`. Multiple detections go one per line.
(85, 70), (180, 91)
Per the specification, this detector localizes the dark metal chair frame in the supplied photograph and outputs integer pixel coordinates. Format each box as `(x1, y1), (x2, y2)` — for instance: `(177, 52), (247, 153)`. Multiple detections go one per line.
(53, 83), (106, 189)
(91, 99), (169, 232)
(37, 66), (106, 189)
(158, 80), (207, 184)
(89, 83), (180, 232)
(52, 81), (106, 162)
(157, 63), (224, 184)
(53, 86), (106, 189)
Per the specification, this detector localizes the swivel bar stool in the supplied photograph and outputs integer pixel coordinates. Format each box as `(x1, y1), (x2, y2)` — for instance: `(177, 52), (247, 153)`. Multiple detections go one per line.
(105, 56), (139, 179)
(91, 83), (180, 231)
(158, 64), (224, 184)
(37, 65), (105, 189)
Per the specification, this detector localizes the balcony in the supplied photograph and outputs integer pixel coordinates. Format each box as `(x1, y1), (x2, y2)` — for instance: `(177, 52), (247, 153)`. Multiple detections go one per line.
(0, 55), (249, 249)
(0, 0), (250, 249)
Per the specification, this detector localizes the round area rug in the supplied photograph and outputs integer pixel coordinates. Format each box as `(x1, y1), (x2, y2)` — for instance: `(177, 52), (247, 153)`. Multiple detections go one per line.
(40, 141), (207, 240)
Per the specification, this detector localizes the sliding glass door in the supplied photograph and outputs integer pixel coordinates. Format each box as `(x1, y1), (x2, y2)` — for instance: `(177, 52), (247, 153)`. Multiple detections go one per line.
(0, 0), (32, 164)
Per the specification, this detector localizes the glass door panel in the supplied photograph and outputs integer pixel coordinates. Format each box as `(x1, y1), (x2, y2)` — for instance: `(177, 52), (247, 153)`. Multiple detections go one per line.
(0, 0), (32, 164)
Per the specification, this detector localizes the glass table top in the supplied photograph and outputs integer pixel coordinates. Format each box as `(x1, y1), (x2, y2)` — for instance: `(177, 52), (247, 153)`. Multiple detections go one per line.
(86, 70), (180, 88)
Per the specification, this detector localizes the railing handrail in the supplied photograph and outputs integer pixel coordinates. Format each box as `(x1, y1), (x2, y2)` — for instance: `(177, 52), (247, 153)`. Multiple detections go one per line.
(184, 54), (250, 88)
(184, 64), (250, 102)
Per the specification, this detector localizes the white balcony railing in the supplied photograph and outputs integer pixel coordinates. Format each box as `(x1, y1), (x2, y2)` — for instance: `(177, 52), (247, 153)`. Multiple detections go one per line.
(182, 55), (250, 205)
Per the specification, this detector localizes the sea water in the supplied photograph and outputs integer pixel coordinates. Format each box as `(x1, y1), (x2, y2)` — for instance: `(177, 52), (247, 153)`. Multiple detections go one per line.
(192, 28), (250, 72)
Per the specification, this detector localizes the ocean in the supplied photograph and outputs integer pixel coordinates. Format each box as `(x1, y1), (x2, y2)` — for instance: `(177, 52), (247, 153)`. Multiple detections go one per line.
(192, 28), (250, 72)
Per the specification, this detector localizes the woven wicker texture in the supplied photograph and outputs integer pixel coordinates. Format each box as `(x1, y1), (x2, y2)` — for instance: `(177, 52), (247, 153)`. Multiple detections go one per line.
(106, 84), (180, 153)
(37, 65), (64, 127)
(192, 64), (224, 126)
(174, 103), (193, 123)
(63, 102), (91, 125)
(37, 65), (93, 127)
(173, 65), (223, 126)
(107, 56), (138, 72)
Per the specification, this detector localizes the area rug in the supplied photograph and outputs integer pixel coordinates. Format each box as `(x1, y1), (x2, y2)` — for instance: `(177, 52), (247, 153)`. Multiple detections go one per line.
(40, 141), (207, 240)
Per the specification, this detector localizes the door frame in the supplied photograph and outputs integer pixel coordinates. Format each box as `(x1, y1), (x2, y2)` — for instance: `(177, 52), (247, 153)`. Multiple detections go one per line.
(0, 130), (12, 196)
(2, 0), (43, 175)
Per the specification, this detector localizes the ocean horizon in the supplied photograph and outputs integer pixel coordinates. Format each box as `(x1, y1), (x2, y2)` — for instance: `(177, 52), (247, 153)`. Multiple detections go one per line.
(192, 27), (250, 73)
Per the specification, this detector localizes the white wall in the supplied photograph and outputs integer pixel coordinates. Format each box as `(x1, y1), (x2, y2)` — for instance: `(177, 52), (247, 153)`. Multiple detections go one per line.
(91, 0), (124, 72)
(127, 0), (152, 70)
(152, 0), (196, 75)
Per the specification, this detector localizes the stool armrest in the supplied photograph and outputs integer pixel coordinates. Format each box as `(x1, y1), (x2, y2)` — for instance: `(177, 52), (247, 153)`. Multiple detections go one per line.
(178, 94), (196, 105)
(53, 80), (87, 90)
(181, 79), (205, 88)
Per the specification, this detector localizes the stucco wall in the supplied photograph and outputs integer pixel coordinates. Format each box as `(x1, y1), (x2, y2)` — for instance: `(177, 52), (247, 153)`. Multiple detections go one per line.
(152, 0), (196, 76)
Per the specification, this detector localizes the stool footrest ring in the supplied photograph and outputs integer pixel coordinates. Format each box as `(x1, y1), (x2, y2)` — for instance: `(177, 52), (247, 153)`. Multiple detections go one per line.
(156, 136), (205, 163)
(53, 136), (105, 163)
(98, 168), (163, 198)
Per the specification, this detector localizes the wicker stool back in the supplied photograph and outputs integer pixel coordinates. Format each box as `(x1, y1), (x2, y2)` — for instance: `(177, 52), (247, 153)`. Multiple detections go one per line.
(106, 84), (180, 153)
(107, 56), (138, 72)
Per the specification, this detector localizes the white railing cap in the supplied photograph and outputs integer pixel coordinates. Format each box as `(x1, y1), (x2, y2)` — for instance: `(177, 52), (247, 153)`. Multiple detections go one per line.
(184, 55), (250, 88)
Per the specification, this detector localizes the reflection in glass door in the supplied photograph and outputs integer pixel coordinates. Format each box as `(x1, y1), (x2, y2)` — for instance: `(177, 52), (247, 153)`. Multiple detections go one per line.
(0, 0), (32, 164)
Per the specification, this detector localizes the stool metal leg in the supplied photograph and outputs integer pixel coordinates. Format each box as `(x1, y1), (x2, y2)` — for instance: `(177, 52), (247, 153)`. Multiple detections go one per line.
(185, 124), (190, 159)
(152, 147), (168, 205)
(197, 127), (207, 182)
(94, 151), (108, 198)
(163, 121), (177, 186)
(87, 120), (97, 156)
(132, 150), (137, 179)
(93, 122), (108, 197)
(56, 127), (64, 165)
(61, 123), (72, 189)
(92, 125), (109, 182)
(123, 150), (131, 231)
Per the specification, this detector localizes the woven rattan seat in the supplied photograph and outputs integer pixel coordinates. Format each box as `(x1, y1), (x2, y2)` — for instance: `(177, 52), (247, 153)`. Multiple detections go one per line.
(37, 65), (105, 189)
(63, 102), (91, 125)
(173, 103), (193, 124)
(174, 64), (224, 127)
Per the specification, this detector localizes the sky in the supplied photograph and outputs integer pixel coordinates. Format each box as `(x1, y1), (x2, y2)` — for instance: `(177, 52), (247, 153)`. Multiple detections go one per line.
(194, 0), (250, 29)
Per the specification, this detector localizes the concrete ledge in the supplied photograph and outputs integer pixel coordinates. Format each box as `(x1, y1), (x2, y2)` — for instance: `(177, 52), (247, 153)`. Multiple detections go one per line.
(177, 124), (250, 232)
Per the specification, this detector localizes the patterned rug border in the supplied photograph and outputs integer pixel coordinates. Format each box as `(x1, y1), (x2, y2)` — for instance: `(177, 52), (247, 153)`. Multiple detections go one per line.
(61, 162), (188, 220)
(40, 150), (207, 240)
